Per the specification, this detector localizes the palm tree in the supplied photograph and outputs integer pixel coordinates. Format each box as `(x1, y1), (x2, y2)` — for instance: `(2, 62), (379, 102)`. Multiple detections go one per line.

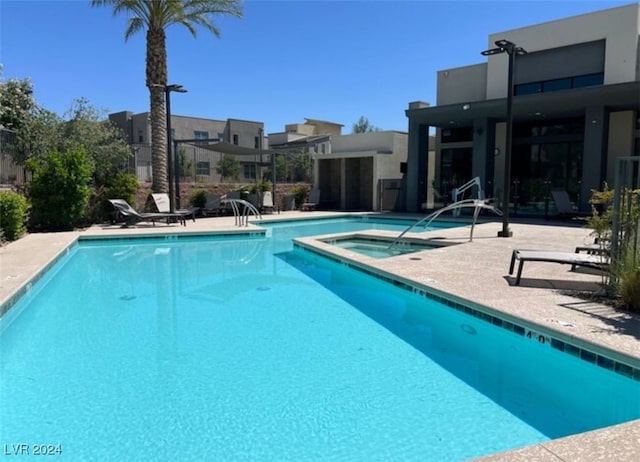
(92, 0), (243, 193)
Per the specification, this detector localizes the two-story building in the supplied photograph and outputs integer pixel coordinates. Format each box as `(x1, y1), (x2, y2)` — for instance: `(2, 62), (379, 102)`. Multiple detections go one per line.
(405, 3), (640, 215)
(109, 111), (267, 183)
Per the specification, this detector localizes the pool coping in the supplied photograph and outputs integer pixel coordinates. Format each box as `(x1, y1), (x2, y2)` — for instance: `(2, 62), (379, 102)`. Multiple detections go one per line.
(293, 234), (640, 378)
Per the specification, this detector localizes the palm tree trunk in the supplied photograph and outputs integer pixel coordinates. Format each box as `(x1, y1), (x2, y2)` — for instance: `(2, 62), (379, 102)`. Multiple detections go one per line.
(146, 27), (168, 193)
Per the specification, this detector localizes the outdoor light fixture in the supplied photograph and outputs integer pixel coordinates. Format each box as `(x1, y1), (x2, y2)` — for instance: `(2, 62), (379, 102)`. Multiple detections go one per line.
(481, 39), (526, 238)
(165, 84), (187, 211)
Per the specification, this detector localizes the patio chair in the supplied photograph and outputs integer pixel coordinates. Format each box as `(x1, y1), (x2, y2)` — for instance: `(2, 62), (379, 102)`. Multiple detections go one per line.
(203, 193), (223, 216)
(508, 249), (609, 285)
(109, 199), (187, 227)
(262, 191), (276, 214)
(551, 190), (577, 217)
(301, 189), (320, 211)
(151, 193), (198, 222)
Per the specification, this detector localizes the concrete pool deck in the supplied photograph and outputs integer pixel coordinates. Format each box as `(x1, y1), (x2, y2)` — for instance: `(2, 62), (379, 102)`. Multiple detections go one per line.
(1, 211), (639, 461)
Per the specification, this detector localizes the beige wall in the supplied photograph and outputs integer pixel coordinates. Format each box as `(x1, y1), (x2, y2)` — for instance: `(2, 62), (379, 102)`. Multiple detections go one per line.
(437, 63), (487, 105)
(485, 3), (640, 98)
(607, 111), (637, 184)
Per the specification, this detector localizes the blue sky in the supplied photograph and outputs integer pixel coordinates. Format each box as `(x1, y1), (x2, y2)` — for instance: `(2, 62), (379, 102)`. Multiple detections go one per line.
(0, 0), (631, 135)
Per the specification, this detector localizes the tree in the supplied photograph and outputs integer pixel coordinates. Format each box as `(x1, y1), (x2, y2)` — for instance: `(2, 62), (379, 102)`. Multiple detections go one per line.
(216, 154), (240, 181)
(0, 76), (35, 131)
(92, 0), (243, 194)
(12, 97), (130, 185)
(352, 116), (381, 133)
(58, 98), (131, 185)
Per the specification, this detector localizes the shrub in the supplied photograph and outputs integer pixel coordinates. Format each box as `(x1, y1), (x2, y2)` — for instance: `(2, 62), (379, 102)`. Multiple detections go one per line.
(189, 189), (208, 208)
(290, 184), (309, 210)
(106, 173), (139, 204)
(26, 148), (93, 231)
(619, 267), (640, 312)
(0, 191), (29, 241)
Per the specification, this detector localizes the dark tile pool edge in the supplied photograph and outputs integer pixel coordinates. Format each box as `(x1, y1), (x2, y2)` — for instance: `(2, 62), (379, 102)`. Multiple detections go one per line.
(294, 242), (640, 382)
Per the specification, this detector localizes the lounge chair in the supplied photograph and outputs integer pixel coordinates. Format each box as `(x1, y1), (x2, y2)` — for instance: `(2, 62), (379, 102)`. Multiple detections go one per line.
(109, 199), (187, 227)
(508, 249), (609, 285)
(551, 190), (577, 217)
(261, 191), (275, 214)
(203, 193), (223, 216)
(151, 193), (198, 222)
(301, 189), (320, 211)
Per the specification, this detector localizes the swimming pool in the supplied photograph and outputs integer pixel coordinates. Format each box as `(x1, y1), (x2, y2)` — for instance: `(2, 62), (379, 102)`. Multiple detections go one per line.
(1, 220), (638, 461)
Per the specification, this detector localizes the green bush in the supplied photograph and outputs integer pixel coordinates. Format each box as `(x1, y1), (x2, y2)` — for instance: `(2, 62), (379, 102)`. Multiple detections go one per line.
(106, 173), (139, 204)
(189, 189), (208, 208)
(619, 267), (640, 312)
(0, 191), (29, 241)
(290, 185), (309, 210)
(26, 148), (93, 231)
(87, 173), (140, 223)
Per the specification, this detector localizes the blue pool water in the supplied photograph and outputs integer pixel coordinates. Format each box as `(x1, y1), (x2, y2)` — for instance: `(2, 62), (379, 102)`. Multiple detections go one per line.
(1, 219), (639, 461)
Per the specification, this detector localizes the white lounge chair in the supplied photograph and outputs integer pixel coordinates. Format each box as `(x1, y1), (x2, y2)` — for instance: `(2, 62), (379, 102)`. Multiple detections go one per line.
(508, 249), (609, 285)
(151, 193), (197, 221)
(262, 191), (275, 213)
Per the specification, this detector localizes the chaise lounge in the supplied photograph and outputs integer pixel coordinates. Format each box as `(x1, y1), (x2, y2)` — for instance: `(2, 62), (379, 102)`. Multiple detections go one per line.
(508, 249), (609, 285)
(109, 199), (188, 227)
(151, 193), (198, 222)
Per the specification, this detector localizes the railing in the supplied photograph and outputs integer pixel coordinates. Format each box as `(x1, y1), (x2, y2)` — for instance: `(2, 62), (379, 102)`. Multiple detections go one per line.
(388, 199), (503, 250)
(221, 198), (262, 227)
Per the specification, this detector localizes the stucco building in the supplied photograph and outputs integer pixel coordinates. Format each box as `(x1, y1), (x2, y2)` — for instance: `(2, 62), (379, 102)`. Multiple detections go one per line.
(405, 3), (640, 215)
(109, 111), (267, 182)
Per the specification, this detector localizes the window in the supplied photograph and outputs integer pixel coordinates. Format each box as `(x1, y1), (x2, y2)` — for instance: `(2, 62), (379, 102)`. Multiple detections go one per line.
(572, 73), (604, 88)
(218, 132), (225, 142)
(194, 131), (209, 144)
(441, 127), (473, 143)
(542, 78), (571, 92)
(243, 164), (256, 179)
(515, 82), (542, 95)
(254, 136), (260, 149)
(233, 134), (239, 145)
(196, 161), (210, 176)
(137, 130), (143, 143)
(321, 143), (326, 154)
(515, 72), (604, 95)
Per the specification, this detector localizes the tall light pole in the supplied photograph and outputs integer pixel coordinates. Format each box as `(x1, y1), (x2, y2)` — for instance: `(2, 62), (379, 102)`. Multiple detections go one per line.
(481, 39), (526, 237)
(165, 84), (187, 212)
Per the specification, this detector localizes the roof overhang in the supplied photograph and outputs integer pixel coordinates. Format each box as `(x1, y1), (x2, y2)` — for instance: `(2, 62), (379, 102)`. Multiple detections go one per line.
(406, 81), (640, 128)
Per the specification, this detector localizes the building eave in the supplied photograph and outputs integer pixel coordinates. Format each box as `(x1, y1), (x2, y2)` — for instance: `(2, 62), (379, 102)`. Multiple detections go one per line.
(406, 81), (640, 127)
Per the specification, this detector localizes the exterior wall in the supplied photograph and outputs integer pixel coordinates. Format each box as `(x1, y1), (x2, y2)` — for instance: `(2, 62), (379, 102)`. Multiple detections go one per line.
(284, 119), (343, 136)
(607, 111), (637, 183)
(437, 64), (487, 105)
(225, 119), (264, 148)
(171, 115), (226, 142)
(486, 3), (640, 98)
(109, 111), (267, 183)
(267, 132), (307, 146)
(324, 131), (408, 210)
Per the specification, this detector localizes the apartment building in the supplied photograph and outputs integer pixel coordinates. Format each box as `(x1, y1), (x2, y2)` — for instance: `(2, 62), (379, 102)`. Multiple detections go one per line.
(405, 3), (640, 214)
(109, 111), (267, 183)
